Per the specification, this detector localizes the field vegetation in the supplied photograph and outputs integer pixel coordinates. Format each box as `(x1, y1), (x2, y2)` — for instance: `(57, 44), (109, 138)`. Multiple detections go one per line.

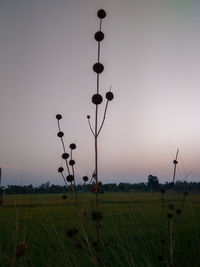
(0, 192), (199, 266)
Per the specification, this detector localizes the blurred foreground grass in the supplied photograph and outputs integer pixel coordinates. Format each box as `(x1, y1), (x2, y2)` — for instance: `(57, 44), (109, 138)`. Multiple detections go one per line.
(0, 192), (199, 266)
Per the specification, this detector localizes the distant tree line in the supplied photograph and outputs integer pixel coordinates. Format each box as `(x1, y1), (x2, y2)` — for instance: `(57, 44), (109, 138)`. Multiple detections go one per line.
(0, 178), (200, 194)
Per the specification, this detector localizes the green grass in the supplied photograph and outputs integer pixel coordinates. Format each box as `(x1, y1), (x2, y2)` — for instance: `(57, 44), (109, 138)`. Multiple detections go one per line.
(0, 192), (199, 266)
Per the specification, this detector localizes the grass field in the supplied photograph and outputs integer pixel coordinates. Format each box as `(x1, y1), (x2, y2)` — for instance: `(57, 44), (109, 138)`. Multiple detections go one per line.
(0, 192), (199, 266)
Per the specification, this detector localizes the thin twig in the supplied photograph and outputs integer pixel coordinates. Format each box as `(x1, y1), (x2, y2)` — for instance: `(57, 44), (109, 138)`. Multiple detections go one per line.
(60, 173), (67, 187)
(172, 148), (179, 184)
(97, 100), (109, 136)
(87, 117), (95, 136)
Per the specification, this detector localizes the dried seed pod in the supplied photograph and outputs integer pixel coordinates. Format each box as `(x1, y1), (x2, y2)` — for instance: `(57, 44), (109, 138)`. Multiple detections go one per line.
(94, 31), (104, 42)
(67, 175), (74, 182)
(83, 176), (89, 182)
(91, 210), (103, 221)
(67, 230), (74, 238)
(92, 94), (103, 105)
(92, 241), (98, 248)
(97, 9), (106, 19)
(160, 239), (165, 244)
(167, 213), (173, 219)
(62, 153), (69, 159)
(93, 63), (104, 74)
(70, 143), (76, 150)
(105, 91), (114, 101)
(58, 167), (64, 173)
(57, 131), (64, 138)
(176, 209), (181, 215)
(56, 114), (62, 120)
(87, 115), (90, 119)
(173, 160), (178, 164)
(69, 159), (75, 166)
(15, 242), (28, 257)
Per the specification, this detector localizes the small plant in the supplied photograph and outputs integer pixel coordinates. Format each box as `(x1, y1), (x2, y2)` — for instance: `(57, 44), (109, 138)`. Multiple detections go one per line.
(159, 149), (189, 266)
(56, 114), (78, 202)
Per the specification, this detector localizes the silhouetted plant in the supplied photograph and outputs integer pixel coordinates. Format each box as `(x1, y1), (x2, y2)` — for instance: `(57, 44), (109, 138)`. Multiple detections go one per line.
(159, 149), (189, 266)
(55, 114), (78, 202)
(86, 9), (114, 249)
(82, 176), (89, 192)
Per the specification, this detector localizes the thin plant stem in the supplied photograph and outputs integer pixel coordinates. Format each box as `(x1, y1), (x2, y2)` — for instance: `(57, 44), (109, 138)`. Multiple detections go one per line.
(87, 117), (95, 136)
(172, 148), (179, 185)
(70, 149), (77, 202)
(61, 173), (67, 187)
(97, 100), (109, 136)
(161, 193), (164, 210)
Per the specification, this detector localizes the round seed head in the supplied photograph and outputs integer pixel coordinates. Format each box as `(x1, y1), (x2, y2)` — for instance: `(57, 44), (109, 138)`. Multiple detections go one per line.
(160, 189), (166, 194)
(15, 242), (28, 257)
(69, 159), (75, 166)
(92, 94), (103, 105)
(92, 241), (98, 248)
(83, 176), (89, 182)
(56, 114), (62, 120)
(87, 115), (90, 119)
(67, 230), (74, 238)
(173, 160), (178, 164)
(97, 9), (106, 19)
(176, 209), (181, 215)
(91, 210), (103, 221)
(70, 143), (76, 150)
(160, 239), (165, 244)
(62, 153), (69, 159)
(93, 63), (104, 73)
(94, 31), (104, 41)
(106, 91), (114, 101)
(58, 167), (64, 173)
(167, 213), (173, 219)
(62, 195), (67, 200)
(57, 131), (64, 138)
(67, 175), (74, 182)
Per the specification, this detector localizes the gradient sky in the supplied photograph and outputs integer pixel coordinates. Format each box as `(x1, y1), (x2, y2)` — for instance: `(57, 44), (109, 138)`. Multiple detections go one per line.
(0, 0), (200, 186)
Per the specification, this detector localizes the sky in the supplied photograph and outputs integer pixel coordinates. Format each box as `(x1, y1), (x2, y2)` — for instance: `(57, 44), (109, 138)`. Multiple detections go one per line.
(0, 0), (200, 186)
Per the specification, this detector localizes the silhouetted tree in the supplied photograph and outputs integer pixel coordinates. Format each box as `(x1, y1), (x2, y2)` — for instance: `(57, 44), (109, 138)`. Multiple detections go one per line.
(148, 174), (159, 191)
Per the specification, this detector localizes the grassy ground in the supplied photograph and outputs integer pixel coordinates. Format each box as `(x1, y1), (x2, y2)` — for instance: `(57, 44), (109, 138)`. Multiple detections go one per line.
(0, 192), (199, 266)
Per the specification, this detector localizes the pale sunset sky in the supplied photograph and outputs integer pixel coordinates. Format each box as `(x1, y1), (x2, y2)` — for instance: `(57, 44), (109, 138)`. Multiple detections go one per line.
(0, 0), (200, 186)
